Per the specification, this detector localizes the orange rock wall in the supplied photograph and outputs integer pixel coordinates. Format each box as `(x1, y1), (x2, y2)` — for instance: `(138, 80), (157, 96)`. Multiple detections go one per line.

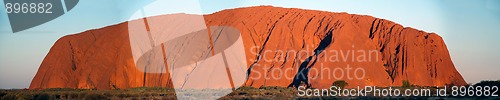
(30, 6), (465, 90)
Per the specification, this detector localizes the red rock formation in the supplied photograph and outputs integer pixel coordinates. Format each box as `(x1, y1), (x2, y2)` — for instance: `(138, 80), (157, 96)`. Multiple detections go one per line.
(29, 23), (174, 90)
(30, 6), (466, 90)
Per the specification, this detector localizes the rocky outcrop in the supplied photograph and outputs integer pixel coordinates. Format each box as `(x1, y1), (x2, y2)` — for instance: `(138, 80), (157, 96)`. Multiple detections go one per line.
(29, 22), (174, 89)
(30, 6), (466, 90)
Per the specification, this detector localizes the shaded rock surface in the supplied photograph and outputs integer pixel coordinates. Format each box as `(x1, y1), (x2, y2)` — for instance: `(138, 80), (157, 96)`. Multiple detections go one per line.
(30, 6), (466, 90)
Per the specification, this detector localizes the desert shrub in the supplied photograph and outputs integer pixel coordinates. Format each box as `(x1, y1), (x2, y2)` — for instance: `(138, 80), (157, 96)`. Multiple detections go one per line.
(162, 95), (176, 99)
(468, 80), (500, 97)
(102, 92), (113, 98)
(67, 92), (78, 99)
(116, 93), (127, 98)
(56, 92), (69, 99)
(244, 90), (260, 96)
(161, 88), (175, 93)
(474, 80), (500, 87)
(0, 91), (6, 99)
(259, 86), (289, 91)
(127, 93), (140, 98)
(237, 86), (256, 91)
(402, 80), (411, 88)
(259, 86), (277, 90)
(77, 92), (87, 99)
(15, 93), (33, 100)
(1, 93), (17, 100)
(84, 93), (107, 100)
(34, 93), (51, 100)
(142, 92), (152, 98)
(125, 87), (152, 92)
(332, 80), (349, 89)
(231, 91), (244, 96)
(52, 94), (64, 100)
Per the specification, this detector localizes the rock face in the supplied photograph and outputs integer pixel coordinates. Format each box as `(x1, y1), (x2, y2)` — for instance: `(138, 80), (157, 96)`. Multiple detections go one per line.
(30, 6), (466, 90)
(29, 22), (174, 89)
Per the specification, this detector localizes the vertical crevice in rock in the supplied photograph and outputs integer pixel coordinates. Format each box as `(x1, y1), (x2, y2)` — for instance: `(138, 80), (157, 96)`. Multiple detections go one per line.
(289, 30), (333, 87)
(246, 10), (290, 81)
(401, 45), (406, 75)
(369, 19), (379, 39)
(69, 41), (77, 71)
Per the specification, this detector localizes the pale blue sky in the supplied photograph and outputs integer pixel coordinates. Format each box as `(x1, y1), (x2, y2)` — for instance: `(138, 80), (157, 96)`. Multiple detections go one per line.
(0, 0), (499, 89)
